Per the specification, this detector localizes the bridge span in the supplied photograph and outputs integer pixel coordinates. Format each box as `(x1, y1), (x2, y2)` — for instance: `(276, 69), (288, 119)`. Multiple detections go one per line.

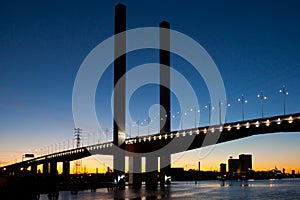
(1, 112), (299, 179)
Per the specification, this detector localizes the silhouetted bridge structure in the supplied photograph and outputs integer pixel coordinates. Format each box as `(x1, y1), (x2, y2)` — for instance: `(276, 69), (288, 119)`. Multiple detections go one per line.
(1, 3), (300, 191)
(1, 113), (300, 176)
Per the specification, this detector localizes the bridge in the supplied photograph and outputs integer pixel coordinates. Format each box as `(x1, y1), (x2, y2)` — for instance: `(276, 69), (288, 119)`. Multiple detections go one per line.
(1, 112), (300, 187)
(1, 3), (299, 191)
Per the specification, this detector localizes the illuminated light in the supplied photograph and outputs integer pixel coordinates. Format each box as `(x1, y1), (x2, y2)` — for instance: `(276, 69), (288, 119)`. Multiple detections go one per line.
(153, 136), (156, 140)
(158, 135), (162, 140)
(245, 122), (250, 128)
(172, 115), (175, 118)
(165, 134), (168, 139)
(255, 121), (260, 127)
(189, 131), (193, 135)
(288, 116), (293, 123)
(203, 128), (207, 134)
(182, 131), (186, 136)
(176, 132), (180, 137)
(197, 110), (200, 113)
(138, 138), (142, 143)
(134, 139), (137, 143)
(190, 108), (193, 111)
(219, 126), (223, 131)
(227, 125), (231, 131)
(265, 119), (270, 126)
(236, 124), (240, 130)
(148, 136), (151, 141)
(196, 129), (200, 134)
(170, 133), (173, 138)
(211, 127), (215, 133)
(277, 118), (281, 125)
(143, 137), (146, 142)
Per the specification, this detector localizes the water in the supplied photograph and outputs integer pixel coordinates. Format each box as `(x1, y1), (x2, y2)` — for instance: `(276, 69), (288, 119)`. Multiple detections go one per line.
(40, 179), (300, 200)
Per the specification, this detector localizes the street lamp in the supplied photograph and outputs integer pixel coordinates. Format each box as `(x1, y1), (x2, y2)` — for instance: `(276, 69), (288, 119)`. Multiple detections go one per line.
(279, 85), (289, 115)
(225, 103), (231, 123)
(205, 103), (211, 124)
(128, 122), (132, 139)
(192, 107), (200, 128)
(237, 95), (248, 121)
(257, 90), (267, 118)
(218, 101), (226, 125)
(137, 120), (140, 137)
(147, 117), (151, 136)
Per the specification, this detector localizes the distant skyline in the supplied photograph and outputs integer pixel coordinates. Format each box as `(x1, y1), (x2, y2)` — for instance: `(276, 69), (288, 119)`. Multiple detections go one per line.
(1, 0), (300, 173)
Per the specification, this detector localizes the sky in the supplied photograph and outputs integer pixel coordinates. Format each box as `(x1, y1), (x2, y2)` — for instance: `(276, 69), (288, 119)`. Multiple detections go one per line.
(1, 0), (300, 173)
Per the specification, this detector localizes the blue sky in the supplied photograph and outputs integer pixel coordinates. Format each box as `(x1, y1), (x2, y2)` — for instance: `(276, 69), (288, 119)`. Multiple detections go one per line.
(1, 0), (300, 171)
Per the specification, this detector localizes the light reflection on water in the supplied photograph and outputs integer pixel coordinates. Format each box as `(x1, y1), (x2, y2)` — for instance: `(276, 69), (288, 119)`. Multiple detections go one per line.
(40, 179), (300, 200)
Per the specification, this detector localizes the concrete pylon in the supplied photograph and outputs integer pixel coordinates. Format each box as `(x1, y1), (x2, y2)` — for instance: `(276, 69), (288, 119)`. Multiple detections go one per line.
(30, 164), (37, 174)
(159, 21), (171, 188)
(43, 163), (49, 174)
(50, 162), (57, 175)
(113, 3), (126, 175)
(62, 161), (70, 175)
(145, 155), (158, 189)
(128, 155), (142, 189)
(159, 21), (171, 134)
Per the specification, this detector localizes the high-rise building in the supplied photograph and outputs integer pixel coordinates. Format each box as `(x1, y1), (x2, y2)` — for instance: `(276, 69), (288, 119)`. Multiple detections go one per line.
(220, 163), (226, 174)
(228, 157), (240, 173)
(239, 154), (252, 172)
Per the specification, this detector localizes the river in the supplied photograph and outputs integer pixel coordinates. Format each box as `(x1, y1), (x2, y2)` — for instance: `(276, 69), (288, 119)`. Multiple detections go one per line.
(40, 178), (300, 200)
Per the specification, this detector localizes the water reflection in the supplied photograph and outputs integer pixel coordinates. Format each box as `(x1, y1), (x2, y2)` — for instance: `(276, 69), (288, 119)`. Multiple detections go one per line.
(39, 179), (300, 200)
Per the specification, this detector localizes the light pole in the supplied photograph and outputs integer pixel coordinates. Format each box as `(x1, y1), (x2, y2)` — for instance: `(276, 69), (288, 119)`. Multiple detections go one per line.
(193, 107), (200, 128)
(183, 112), (187, 129)
(225, 103), (231, 123)
(147, 117), (151, 136)
(257, 90), (267, 118)
(218, 101), (223, 125)
(238, 95), (248, 121)
(205, 103), (211, 124)
(129, 122), (132, 138)
(137, 120), (140, 137)
(279, 85), (288, 115)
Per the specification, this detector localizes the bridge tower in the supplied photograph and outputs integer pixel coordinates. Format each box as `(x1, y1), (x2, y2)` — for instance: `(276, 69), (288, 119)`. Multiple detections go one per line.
(158, 21), (171, 189)
(113, 3), (126, 175)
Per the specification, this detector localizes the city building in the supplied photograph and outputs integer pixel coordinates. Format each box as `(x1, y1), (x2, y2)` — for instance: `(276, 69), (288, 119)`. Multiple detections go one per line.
(239, 154), (252, 172)
(228, 154), (253, 174)
(228, 157), (240, 173)
(220, 163), (226, 174)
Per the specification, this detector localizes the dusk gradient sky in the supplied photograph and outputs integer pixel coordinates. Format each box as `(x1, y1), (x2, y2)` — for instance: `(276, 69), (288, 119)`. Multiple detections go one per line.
(1, 0), (300, 173)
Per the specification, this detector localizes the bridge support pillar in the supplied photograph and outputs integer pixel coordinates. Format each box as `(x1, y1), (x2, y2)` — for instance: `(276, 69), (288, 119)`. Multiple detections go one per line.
(113, 3), (126, 178)
(50, 162), (57, 175)
(145, 155), (158, 189)
(160, 154), (171, 188)
(62, 161), (70, 175)
(128, 156), (142, 189)
(43, 163), (49, 174)
(30, 164), (37, 174)
(113, 155), (125, 175)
